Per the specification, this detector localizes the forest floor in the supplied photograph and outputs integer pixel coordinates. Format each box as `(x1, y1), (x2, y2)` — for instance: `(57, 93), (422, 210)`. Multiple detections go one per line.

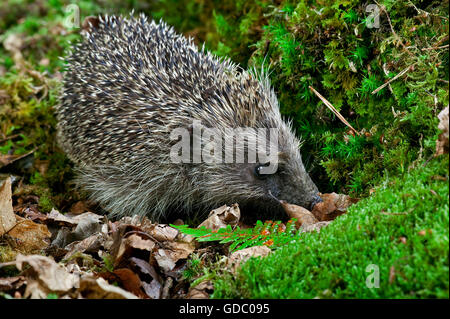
(0, 0), (449, 299)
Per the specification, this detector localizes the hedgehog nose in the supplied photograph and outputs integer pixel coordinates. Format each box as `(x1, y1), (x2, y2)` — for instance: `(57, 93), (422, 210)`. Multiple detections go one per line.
(309, 194), (323, 211)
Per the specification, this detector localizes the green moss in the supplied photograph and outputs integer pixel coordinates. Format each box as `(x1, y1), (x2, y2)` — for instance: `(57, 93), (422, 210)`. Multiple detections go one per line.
(213, 155), (449, 298)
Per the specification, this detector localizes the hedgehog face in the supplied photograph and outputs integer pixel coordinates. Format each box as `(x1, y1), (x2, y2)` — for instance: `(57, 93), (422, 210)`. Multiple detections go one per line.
(246, 153), (320, 212)
(203, 128), (321, 221)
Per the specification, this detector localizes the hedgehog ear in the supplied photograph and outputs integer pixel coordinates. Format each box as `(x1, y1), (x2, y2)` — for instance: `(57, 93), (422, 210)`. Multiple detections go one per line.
(82, 16), (101, 33)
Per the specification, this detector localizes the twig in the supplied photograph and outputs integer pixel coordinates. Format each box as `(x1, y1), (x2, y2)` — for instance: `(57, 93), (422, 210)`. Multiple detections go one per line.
(371, 64), (414, 95)
(421, 44), (449, 51)
(408, 0), (449, 21)
(309, 86), (360, 136)
(0, 134), (20, 144)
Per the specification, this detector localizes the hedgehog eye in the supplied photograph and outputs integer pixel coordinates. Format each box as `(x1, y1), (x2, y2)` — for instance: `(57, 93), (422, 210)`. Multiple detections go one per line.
(254, 163), (274, 179)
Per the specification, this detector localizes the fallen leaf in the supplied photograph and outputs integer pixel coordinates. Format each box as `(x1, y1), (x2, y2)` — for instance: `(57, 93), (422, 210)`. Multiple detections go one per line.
(78, 276), (138, 299)
(129, 257), (163, 284)
(47, 209), (102, 227)
(13, 254), (79, 293)
(142, 279), (162, 299)
(50, 211), (103, 248)
(0, 177), (16, 235)
(227, 246), (271, 272)
(7, 216), (51, 253)
(150, 224), (179, 242)
(311, 193), (358, 221)
(280, 200), (318, 228)
(97, 268), (147, 298)
(154, 249), (176, 273)
(198, 203), (240, 231)
(20, 207), (48, 222)
(186, 280), (213, 299)
(126, 234), (156, 251)
(162, 241), (195, 262)
(0, 276), (26, 293)
(113, 233), (156, 269)
(62, 233), (105, 261)
(23, 279), (49, 299)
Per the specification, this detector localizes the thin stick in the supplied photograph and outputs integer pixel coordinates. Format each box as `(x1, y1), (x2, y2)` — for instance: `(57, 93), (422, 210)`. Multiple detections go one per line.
(309, 86), (360, 136)
(371, 64), (414, 95)
(421, 44), (449, 51)
(0, 134), (20, 144)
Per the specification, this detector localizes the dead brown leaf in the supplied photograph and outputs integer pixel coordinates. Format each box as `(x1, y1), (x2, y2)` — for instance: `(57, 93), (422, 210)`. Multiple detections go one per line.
(227, 246), (271, 272)
(311, 192), (358, 221)
(150, 224), (179, 242)
(186, 280), (213, 299)
(78, 276), (138, 299)
(11, 254), (79, 294)
(7, 216), (51, 253)
(142, 279), (162, 299)
(280, 200), (318, 228)
(0, 276), (26, 293)
(0, 177), (16, 235)
(113, 233), (156, 269)
(62, 233), (105, 261)
(129, 257), (163, 284)
(47, 209), (102, 227)
(198, 203), (240, 231)
(154, 249), (176, 273)
(97, 268), (147, 298)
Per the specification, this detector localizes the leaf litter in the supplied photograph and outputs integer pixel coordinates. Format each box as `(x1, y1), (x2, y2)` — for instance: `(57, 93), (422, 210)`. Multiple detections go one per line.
(1, 175), (358, 299)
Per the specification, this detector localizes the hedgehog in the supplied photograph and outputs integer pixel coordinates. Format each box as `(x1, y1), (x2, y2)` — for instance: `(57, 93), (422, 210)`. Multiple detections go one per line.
(56, 13), (322, 222)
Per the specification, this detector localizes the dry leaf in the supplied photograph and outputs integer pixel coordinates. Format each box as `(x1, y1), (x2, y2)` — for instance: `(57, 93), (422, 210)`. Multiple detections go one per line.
(311, 192), (358, 221)
(63, 233), (105, 260)
(113, 234), (156, 269)
(50, 211), (103, 249)
(186, 280), (213, 299)
(23, 279), (49, 299)
(78, 276), (138, 299)
(7, 216), (51, 253)
(142, 280), (162, 299)
(151, 224), (179, 242)
(280, 200), (318, 228)
(0, 276), (26, 293)
(47, 209), (102, 227)
(0, 177), (16, 235)
(198, 203), (240, 231)
(154, 249), (176, 273)
(126, 234), (156, 251)
(97, 268), (147, 298)
(13, 254), (79, 293)
(227, 246), (271, 272)
(129, 257), (163, 284)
